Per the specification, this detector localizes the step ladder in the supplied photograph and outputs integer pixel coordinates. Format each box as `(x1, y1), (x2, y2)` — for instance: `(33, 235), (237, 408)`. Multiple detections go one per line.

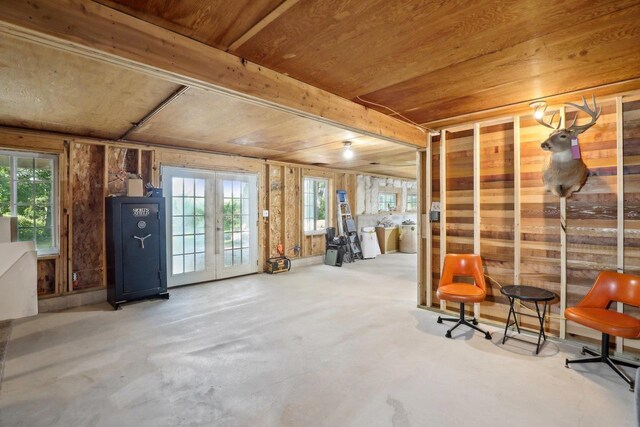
(336, 190), (363, 262)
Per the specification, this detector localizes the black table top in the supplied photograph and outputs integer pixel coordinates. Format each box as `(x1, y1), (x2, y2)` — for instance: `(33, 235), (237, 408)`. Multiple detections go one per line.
(500, 285), (556, 302)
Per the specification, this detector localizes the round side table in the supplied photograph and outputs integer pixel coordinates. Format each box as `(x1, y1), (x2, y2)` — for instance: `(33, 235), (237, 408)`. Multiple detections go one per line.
(500, 285), (556, 354)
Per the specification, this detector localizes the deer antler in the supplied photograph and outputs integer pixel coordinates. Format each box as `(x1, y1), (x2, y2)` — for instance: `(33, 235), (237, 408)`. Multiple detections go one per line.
(534, 104), (562, 130)
(565, 95), (601, 135)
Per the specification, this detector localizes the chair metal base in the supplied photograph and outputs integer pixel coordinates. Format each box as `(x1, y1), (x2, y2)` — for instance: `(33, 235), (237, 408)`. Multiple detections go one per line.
(437, 303), (491, 340)
(565, 333), (639, 392)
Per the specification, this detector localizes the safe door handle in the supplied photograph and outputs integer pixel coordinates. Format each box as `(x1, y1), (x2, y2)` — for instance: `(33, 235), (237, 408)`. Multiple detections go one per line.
(133, 234), (151, 249)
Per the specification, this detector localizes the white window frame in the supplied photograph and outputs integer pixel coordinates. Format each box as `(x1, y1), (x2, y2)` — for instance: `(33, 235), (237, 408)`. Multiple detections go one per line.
(406, 193), (418, 212)
(303, 177), (328, 235)
(0, 150), (59, 256)
(378, 192), (397, 212)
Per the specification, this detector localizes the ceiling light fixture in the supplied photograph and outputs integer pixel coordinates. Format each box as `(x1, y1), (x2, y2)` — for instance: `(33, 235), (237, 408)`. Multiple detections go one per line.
(529, 100), (547, 120)
(343, 141), (354, 160)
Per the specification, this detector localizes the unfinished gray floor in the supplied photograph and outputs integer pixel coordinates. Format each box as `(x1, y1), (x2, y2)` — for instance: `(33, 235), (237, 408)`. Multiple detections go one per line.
(0, 253), (635, 426)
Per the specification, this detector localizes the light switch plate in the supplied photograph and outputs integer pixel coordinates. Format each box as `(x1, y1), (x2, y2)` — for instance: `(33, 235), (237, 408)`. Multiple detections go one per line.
(262, 210), (269, 218)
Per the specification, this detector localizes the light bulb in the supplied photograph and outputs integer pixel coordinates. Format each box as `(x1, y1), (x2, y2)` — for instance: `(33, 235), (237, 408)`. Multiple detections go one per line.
(343, 141), (354, 159)
(534, 110), (544, 119)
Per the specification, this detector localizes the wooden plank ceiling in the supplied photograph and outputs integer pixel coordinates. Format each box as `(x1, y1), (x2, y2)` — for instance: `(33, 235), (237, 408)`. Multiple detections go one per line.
(0, 32), (416, 178)
(98, 0), (640, 127)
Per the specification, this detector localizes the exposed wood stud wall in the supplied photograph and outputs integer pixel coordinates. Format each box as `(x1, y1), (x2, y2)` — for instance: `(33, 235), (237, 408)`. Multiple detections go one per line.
(623, 94), (640, 353)
(439, 131), (446, 311)
(71, 143), (105, 290)
(425, 138), (432, 308)
(616, 96), (625, 354)
(478, 120), (514, 323)
(424, 90), (640, 354)
(473, 123), (481, 319)
(0, 126), (379, 301)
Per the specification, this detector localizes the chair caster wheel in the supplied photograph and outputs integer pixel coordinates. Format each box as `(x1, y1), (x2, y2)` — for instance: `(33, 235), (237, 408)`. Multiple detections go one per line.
(565, 359), (569, 368)
(445, 331), (452, 338)
(484, 332), (491, 340)
(472, 319), (478, 325)
(437, 317), (443, 324)
(580, 350), (585, 356)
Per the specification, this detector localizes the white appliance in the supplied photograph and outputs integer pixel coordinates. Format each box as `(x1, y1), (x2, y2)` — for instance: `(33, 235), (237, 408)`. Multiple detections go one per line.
(399, 224), (418, 253)
(360, 226), (381, 259)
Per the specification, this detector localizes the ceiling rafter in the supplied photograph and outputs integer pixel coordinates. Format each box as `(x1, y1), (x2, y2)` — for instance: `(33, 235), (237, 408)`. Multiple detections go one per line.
(227, 0), (300, 52)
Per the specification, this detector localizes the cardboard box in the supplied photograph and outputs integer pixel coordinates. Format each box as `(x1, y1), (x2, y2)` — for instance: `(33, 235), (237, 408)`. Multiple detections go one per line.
(0, 216), (17, 243)
(127, 178), (144, 197)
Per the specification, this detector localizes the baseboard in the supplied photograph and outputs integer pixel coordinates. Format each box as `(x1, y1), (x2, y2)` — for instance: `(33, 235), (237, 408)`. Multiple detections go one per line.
(38, 289), (107, 313)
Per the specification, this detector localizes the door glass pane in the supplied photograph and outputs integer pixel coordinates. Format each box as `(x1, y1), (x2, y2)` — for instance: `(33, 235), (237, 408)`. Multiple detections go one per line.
(184, 254), (195, 272)
(184, 178), (194, 196)
(195, 180), (205, 197)
(170, 176), (206, 277)
(184, 216), (194, 234)
(195, 253), (205, 271)
(195, 234), (205, 252)
(195, 216), (205, 233)
(224, 250), (232, 267)
(172, 255), (184, 274)
(172, 236), (183, 255)
(184, 235), (195, 254)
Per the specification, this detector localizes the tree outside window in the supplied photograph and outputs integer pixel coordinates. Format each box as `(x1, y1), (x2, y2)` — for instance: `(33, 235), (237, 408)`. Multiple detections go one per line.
(303, 177), (327, 232)
(0, 151), (57, 254)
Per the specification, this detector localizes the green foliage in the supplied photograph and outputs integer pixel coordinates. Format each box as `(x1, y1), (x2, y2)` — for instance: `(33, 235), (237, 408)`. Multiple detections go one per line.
(0, 156), (55, 250)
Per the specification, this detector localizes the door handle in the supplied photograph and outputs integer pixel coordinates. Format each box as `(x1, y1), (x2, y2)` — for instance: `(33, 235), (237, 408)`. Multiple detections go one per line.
(133, 234), (151, 249)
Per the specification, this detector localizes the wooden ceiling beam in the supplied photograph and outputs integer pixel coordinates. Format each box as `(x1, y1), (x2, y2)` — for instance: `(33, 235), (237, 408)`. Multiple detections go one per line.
(227, 0), (300, 52)
(0, 0), (426, 148)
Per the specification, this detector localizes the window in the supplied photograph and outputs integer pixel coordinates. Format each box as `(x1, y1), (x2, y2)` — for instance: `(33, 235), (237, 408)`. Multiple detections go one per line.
(303, 177), (327, 232)
(378, 192), (397, 212)
(406, 194), (417, 212)
(0, 151), (57, 255)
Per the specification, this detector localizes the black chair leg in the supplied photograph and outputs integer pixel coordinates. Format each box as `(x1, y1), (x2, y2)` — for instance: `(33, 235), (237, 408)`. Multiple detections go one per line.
(565, 333), (639, 392)
(437, 303), (492, 340)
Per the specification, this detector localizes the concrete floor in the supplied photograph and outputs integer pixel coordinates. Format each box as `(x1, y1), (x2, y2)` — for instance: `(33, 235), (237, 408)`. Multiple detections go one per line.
(0, 253), (635, 426)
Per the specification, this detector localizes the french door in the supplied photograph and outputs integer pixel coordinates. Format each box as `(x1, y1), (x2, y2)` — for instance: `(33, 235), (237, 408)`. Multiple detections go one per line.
(163, 167), (258, 287)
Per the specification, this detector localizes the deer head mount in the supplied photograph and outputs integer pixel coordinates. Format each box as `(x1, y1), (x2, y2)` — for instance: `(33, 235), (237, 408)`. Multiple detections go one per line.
(535, 95), (601, 198)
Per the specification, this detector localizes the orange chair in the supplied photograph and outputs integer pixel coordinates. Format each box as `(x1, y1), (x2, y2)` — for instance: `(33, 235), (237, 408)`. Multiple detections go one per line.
(565, 271), (640, 391)
(436, 254), (491, 340)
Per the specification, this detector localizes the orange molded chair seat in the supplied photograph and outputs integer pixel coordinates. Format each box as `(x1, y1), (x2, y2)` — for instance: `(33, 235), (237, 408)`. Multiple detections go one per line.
(564, 270), (640, 391)
(435, 254), (491, 340)
(565, 307), (640, 339)
(437, 283), (485, 304)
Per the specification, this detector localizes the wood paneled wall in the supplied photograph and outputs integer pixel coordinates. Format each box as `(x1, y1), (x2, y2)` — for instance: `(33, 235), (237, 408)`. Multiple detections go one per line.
(623, 95), (640, 353)
(424, 90), (640, 352)
(430, 134), (441, 305)
(479, 121), (514, 322)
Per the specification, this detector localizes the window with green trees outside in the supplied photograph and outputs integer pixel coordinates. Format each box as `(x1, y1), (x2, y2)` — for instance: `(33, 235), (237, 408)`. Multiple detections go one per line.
(0, 151), (57, 254)
(303, 177), (327, 232)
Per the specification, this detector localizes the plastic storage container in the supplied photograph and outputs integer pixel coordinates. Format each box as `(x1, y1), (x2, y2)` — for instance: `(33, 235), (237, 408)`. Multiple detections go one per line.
(399, 224), (417, 253)
(360, 226), (381, 259)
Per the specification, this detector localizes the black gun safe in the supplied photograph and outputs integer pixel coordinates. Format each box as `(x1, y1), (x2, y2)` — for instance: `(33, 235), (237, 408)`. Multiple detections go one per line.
(106, 197), (169, 309)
